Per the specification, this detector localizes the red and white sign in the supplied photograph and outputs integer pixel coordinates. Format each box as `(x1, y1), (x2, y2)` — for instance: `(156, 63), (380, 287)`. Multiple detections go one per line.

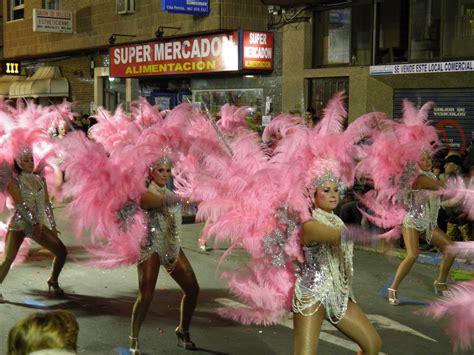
(110, 32), (239, 77)
(242, 31), (273, 71)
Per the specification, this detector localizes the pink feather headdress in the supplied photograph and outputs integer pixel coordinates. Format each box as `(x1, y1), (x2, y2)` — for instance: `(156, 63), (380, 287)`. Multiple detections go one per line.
(356, 99), (439, 233)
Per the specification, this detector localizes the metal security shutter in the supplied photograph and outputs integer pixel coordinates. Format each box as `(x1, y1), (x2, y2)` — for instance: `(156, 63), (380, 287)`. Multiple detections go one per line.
(393, 88), (474, 152)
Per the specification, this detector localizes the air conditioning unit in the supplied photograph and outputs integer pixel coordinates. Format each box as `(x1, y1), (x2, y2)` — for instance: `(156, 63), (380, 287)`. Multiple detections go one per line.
(116, 0), (135, 15)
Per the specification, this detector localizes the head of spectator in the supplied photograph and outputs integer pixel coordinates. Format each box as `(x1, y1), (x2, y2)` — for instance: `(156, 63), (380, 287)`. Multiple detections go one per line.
(444, 154), (463, 176)
(432, 158), (444, 177)
(8, 310), (79, 355)
(304, 107), (317, 128)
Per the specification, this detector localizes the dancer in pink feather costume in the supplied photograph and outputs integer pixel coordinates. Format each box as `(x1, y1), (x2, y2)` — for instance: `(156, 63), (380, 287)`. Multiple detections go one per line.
(0, 121), (67, 302)
(357, 100), (456, 305)
(181, 92), (385, 354)
(128, 157), (200, 354)
(58, 102), (204, 354)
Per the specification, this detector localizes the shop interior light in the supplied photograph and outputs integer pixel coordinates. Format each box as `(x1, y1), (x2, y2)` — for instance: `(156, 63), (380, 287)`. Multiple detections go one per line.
(244, 75), (255, 78)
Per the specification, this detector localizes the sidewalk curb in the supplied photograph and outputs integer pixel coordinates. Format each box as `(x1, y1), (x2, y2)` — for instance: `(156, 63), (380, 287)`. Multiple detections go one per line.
(356, 245), (474, 272)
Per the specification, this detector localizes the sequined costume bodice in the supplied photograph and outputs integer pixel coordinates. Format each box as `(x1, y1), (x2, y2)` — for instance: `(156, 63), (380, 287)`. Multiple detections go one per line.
(402, 171), (440, 244)
(293, 208), (355, 324)
(139, 182), (181, 271)
(9, 173), (49, 232)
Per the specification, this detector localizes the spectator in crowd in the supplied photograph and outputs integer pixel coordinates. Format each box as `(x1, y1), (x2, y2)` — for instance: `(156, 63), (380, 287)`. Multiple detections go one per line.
(304, 107), (317, 128)
(8, 310), (79, 355)
(442, 155), (471, 242)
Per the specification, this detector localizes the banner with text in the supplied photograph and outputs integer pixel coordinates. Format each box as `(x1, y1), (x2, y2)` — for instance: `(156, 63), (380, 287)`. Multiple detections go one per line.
(370, 60), (474, 75)
(110, 31), (274, 77)
(32, 9), (73, 33)
(110, 33), (239, 77)
(242, 31), (273, 71)
(161, 0), (209, 15)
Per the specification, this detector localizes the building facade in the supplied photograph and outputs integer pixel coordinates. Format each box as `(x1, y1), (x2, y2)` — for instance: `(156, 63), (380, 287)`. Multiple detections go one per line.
(2, 0), (282, 124)
(279, 0), (474, 151)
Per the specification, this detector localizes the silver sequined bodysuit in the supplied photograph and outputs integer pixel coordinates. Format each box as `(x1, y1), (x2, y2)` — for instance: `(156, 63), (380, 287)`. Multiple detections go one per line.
(402, 171), (440, 244)
(293, 208), (355, 324)
(9, 173), (52, 234)
(139, 182), (181, 271)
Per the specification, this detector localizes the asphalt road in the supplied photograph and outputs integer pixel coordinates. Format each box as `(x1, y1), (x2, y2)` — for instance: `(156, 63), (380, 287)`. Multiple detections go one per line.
(0, 206), (472, 355)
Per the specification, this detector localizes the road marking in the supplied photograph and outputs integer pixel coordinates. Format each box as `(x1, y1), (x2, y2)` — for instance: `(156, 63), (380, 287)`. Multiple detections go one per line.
(21, 296), (47, 308)
(367, 315), (437, 342)
(214, 298), (386, 354)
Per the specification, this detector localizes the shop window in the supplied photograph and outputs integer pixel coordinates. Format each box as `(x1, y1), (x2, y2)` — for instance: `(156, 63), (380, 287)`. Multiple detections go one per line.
(376, 0), (409, 64)
(116, 0), (135, 15)
(8, 0), (24, 21)
(313, 1), (372, 67)
(42, 0), (62, 10)
(103, 77), (126, 112)
(409, 0), (441, 60)
(193, 89), (264, 131)
(442, 0), (474, 57)
(307, 77), (349, 123)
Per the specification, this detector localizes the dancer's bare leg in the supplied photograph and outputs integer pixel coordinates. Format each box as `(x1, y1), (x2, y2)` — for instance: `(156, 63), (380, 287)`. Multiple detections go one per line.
(334, 301), (382, 355)
(293, 304), (326, 355)
(431, 227), (455, 288)
(29, 227), (67, 284)
(0, 231), (25, 284)
(129, 253), (160, 349)
(389, 226), (420, 296)
(169, 249), (200, 339)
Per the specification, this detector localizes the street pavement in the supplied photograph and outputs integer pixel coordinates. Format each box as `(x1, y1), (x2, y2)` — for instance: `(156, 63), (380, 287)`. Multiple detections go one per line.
(0, 206), (473, 355)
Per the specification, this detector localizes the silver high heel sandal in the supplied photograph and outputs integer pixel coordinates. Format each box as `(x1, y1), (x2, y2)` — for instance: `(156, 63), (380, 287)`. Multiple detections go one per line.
(175, 327), (197, 350)
(433, 280), (452, 296)
(129, 336), (140, 355)
(387, 288), (400, 305)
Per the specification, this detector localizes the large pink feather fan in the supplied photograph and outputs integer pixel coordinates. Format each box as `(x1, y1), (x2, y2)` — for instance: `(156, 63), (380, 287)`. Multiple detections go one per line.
(423, 280), (474, 351)
(89, 105), (141, 153)
(437, 176), (474, 221)
(355, 99), (439, 232)
(58, 131), (147, 267)
(261, 113), (303, 143)
(216, 104), (249, 135)
(130, 98), (165, 130)
(422, 241), (474, 350)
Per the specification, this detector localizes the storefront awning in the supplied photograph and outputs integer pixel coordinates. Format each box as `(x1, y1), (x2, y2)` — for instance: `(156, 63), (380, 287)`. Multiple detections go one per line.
(9, 66), (69, 98)
(0, 75), (23, 97)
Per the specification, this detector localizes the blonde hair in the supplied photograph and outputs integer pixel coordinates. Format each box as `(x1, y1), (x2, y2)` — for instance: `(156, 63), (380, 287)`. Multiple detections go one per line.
(8, 310), (79, 355)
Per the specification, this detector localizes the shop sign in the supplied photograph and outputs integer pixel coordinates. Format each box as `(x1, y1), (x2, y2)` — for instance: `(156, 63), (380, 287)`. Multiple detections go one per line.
(370, 60), (474, 75)
(32, 9), (73, 33)
(110, 33), (238, 77)
(161, 0), (209, 15)
(0, 61), (21, 75)
(242, 32), (273, 71)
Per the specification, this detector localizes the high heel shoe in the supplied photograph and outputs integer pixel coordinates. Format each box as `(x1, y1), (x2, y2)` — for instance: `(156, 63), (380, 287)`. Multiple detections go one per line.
(47, 280), (64, 296)
(433, 280), (452, 296)
(129, 336), (140, 355)
(387, 288), (400, 305)
(175, 327), (197, 350)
